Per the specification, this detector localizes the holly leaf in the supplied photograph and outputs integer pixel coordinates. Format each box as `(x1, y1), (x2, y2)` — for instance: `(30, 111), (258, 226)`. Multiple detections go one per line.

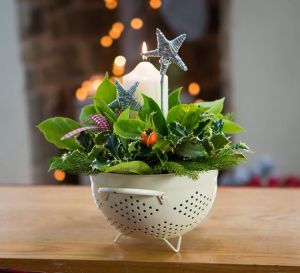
(211, 119), (224, 134)
(37, 117), (81, 150)
(105, 134), (120, 158)
(168, 122), (188, 137)
(79, 104), (98, 122)
(104, 161), (153, 174)
(168, 87), (182, 109)
(211, 134), (230, 150)
(176, 141), (207, 159)
(94, 73), (116, 104)
(114, 119), (148, 139)
(139, 94), (168, 136)
(223, 119), (245, 134)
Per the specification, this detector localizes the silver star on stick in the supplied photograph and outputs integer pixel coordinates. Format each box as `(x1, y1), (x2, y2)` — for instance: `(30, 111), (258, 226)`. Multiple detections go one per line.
(141, 28), (188, 75)
(109, 79), (142, 111)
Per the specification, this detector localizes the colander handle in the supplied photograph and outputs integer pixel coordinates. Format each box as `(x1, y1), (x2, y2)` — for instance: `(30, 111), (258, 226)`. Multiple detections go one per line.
(98, 187), (167, 204)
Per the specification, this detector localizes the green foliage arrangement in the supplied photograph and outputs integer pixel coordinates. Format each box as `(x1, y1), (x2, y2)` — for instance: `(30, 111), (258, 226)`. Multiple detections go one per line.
(38, 74), (250, 180)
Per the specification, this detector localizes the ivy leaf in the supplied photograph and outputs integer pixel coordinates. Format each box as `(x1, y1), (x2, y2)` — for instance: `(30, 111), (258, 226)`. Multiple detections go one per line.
(94, 73), (116, 104)
(37, 117), (81, 150)
(168, 87), (182, 109)
(114, 119), (148, 139)
(167, 104), (201, 130)
(139, 94), (168, 136)
(223, 119), (245, 134)
(104, 161), (153, 174)
(176, 141), (208, 159)
(79, 104), (98, 122)
(198, 98), (225, 114)
(94, 97), (117, 124)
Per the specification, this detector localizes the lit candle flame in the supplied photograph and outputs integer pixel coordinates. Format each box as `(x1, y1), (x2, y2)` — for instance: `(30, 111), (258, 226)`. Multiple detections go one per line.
(142, 42), (147, 61)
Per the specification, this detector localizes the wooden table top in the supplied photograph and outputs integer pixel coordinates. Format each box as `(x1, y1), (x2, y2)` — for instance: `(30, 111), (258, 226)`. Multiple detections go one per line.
(0, 186), (299, 273)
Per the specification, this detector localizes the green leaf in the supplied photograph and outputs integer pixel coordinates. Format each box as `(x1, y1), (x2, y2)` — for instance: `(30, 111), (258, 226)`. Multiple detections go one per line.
(152, 139), (172, 153)
(79, 104), (98, 122)
(168, 87), (182, 109)
(139, 94), (168, 136)
(94, 73), (116, 104)
(176, 141), (208, 159)
(223, 119), (245, 134)
(114, 119), (148, 139)
(117, 107), (130, 121)
(167, 104), (201, 130)
(37, 117), (81, 150)
(198, 98), (225, 114)
(104, 161), (153, 174)
(94, 97), (117, 124)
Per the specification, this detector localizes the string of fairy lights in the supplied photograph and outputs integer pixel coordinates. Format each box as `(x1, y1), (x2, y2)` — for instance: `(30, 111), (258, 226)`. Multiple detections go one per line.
(53, 0), (201, 182)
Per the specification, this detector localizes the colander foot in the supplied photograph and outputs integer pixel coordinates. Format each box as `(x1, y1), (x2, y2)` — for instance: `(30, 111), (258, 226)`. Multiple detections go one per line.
(162, 235), (182, 253)
(113, 233), (123, 244)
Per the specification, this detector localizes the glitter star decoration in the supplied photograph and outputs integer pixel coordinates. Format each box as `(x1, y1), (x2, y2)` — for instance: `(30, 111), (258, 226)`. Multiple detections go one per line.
(141, 28), (188, 75)
(109, 79), (142, 111)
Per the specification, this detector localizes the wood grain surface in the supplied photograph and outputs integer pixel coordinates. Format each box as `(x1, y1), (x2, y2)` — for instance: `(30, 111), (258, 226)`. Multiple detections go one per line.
(0, 186), (299, 273)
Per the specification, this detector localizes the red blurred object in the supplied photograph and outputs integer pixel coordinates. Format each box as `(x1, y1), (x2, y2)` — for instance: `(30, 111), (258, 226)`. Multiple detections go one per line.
(268, 176), (281, 187)
(246, 176), (261, 187)
(284, 176), (300, 187)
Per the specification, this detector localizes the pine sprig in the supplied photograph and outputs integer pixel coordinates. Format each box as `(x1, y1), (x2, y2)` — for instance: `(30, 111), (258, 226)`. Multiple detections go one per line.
(153, 161), (198, 180)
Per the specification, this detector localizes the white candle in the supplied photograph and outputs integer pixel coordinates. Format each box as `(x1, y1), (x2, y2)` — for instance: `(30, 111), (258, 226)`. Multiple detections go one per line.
(122, 43), (168, 116)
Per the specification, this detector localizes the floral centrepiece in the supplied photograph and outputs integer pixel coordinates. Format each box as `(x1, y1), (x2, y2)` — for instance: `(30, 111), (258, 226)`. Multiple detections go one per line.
(38, 73), (250, 180)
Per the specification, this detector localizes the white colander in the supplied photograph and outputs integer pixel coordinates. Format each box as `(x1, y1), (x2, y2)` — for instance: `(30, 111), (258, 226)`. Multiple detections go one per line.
(90, 170), (218, 252)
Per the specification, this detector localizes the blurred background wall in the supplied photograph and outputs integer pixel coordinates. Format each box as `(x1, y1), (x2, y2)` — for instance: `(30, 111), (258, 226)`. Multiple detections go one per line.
(229, 0), (300, 175)
(0, 0), (31, 183)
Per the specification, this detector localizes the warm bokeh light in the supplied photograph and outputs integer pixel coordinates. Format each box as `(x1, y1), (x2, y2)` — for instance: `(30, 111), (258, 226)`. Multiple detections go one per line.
(53, 169), (65, 182)
(149, 0), (162, 9)
(130, 18), (143, 30)
(194, 99), (204, 103)
(92, 79), (101, 91)
(82, 80), (92, 90)
(114, 55), (126, 67)
(112, 64), (125, 76)
(100, 35), (113, 47)
(188, 82), (201, 96)
(76, 88), (87, 101)
(105, 0), (118, 10)
(112, 22), (124, 32)
(109, 29), (121, 39)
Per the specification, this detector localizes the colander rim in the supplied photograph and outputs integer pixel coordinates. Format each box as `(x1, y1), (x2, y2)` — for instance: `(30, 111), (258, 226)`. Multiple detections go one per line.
(90, 170), (218, 178)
